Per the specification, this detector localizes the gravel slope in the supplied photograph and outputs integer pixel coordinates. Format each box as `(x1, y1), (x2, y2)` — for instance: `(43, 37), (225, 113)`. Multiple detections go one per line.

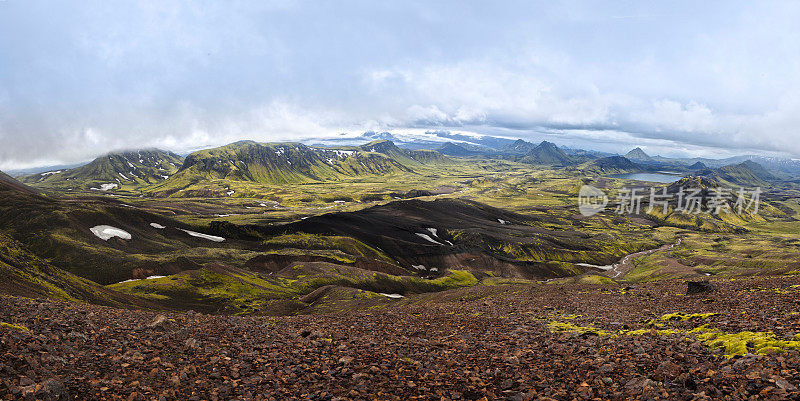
(2, 276), (800, 400)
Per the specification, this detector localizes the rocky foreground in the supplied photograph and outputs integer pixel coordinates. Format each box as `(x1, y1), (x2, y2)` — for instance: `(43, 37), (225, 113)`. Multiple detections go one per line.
(2, 276), (800, 400)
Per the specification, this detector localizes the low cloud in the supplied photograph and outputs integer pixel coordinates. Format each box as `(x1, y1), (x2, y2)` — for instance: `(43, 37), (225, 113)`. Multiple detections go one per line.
(2, 1), (800, 169)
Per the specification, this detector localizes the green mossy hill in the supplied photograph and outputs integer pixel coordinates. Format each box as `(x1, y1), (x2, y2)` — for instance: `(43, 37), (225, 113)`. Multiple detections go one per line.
(578, 156), (643, 175)
(262, 233), (396, 264)
(150, 141), (428, 196)
(0, 233), (158, 308)
(359, 140), (451, 165)
(21, 149), (183, 190)
(108, 262), (478, 315)
(0, 176), (238, 284)
(703, 161), (777, 187)
(0, 170), (37, 194)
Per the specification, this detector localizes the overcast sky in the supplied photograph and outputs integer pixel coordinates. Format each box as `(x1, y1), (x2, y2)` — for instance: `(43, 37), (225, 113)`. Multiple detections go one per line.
(2, 1), (800, 169)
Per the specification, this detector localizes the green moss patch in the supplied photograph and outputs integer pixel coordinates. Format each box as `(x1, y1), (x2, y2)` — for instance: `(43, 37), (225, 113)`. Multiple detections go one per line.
(695, 329), (800, 358)
(655, 312), (720, 322)
(0, 322), (29, 332)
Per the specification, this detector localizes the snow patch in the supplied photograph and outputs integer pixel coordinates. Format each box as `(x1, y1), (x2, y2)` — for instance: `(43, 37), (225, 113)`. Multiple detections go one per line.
(331, 149), (354, 158)
(415, 233), (445, 246)
(497, 219), (508, 225)
(90, 183), (118, 191)
(379, 293), (404, 299)
(412, 264), (426, 270)
(575, 263), (614, 271)
(178, 229), (225, 242)
(40, 170), (62, 176)
(90, 225), (132, 241)
(150, 223), (165, 229)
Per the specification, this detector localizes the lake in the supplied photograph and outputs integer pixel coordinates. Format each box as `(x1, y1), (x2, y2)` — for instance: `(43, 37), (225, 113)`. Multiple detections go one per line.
(609, 172), (684, 183)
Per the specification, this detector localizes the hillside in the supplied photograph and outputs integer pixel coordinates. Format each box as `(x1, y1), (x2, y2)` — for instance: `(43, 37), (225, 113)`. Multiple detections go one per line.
(0, 170), (37, 194)
(359, 140), (451, 165)
(0, 173), (247, 284)
(162, 141), (403, 187)
(707, 160), (777, 186)
(520, 141), (575, 165)
(21, 149), (183, 192)
(252, 198), (661, 278)
(580, 156), (643, 174)
(0, 233), (158, 308)
(146, 140), (451, 197)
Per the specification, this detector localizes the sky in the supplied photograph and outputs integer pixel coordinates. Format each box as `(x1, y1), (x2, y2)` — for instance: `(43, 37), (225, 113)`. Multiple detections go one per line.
(2, 1), (800, 170)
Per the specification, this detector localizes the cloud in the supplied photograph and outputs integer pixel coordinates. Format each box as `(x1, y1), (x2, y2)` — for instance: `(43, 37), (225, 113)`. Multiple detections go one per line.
(3, 1), (800, 169)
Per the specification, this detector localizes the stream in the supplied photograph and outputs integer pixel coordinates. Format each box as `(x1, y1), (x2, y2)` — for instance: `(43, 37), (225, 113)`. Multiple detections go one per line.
(604, 238), (683, 278)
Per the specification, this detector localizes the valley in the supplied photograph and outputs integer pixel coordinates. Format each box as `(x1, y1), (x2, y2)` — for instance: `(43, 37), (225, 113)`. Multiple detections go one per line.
(4, 137), (800, 398)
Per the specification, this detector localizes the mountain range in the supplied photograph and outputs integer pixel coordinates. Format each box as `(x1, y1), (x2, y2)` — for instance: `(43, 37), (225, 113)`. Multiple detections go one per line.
(14, 137), (790, 200)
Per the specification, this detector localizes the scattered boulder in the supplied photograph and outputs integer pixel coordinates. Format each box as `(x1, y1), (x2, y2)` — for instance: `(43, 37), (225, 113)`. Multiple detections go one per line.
(26, 379), (69, 401)
(146, 314), (172, 330)
(653, 361), (682, 382)
(686, 281), (717, 295)
(773, 375), (797, 391)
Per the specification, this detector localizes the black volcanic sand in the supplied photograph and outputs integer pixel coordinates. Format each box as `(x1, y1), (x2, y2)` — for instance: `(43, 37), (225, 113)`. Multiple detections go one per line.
(2, 276), (800, 400)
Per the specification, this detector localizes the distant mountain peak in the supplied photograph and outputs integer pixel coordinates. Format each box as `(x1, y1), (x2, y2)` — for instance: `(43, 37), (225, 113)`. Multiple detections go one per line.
(625, 147), (652, 161)
(500, 139), (536, 154)
(689, 161), (708, 170)
(521, 141), (575, 165)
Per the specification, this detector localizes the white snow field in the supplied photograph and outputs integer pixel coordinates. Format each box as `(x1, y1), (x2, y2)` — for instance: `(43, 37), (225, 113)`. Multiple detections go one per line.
(90, 225), (132, 241)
